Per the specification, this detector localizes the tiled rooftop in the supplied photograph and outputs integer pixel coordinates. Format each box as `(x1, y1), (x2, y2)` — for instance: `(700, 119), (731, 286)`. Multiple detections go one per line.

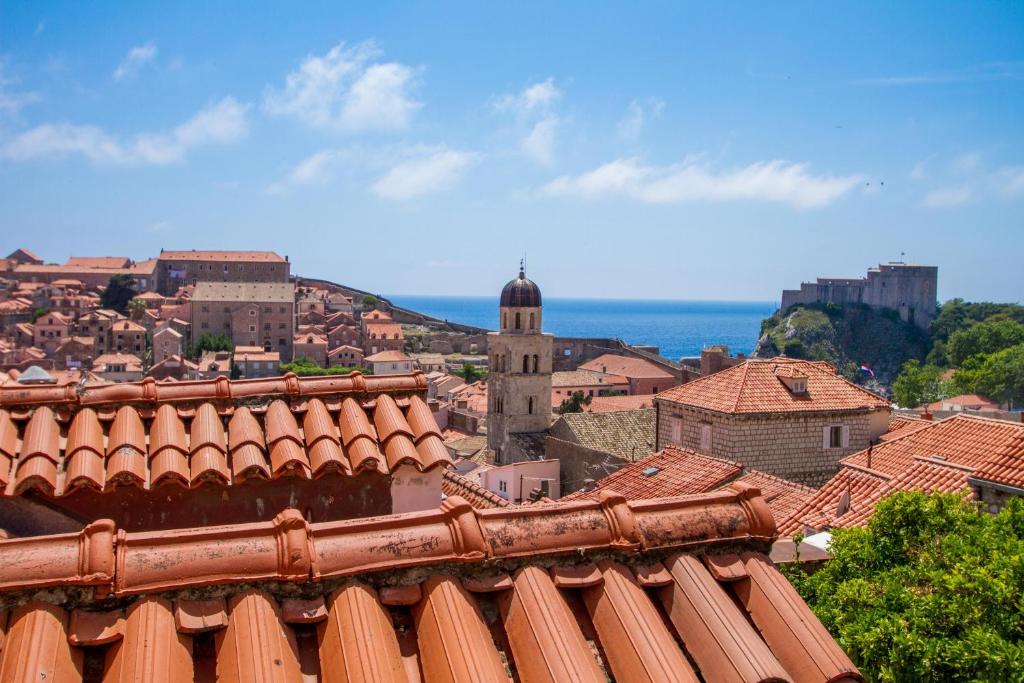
(551, 369), (628, 388)
(158, 249), (286, 262)
(0, 371), (448, 500)
(441, 469), (509, 509)
(584, 394), (656, 412)
(191, 282), (294, 302)
(579, 353), (675, 379)
(563, 446), (742, 501)
(780, 414), (1024, 534)
(0, 485), (862, 682)
(555, 409), (656, 461)
(656, 357), (890, 415)
(968, 429), (1024, 490)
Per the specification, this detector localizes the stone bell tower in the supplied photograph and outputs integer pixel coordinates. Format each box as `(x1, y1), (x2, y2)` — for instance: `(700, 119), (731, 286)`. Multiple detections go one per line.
(486, 263), (553, 463)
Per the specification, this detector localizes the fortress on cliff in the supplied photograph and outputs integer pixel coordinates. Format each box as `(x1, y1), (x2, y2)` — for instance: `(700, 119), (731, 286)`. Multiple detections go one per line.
(781, 262), (938, 330)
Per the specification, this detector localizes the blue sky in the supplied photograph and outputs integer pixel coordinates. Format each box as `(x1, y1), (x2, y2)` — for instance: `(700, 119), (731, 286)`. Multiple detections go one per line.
(0, 2), (1021, 302)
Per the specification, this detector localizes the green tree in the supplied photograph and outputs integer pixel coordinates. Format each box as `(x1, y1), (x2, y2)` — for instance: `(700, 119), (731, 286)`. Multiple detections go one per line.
(127, 297), (147, 322)
(456, 362), (483, 383)
(784, 492), (1024, 682)
(30, 307), (50, 322)
(556, 391), (593, 414)
(954, 344), (1024, 408)
(191, 333), (233, 358)
(100, 274), (138, 314)
(280, 357), (369, 376)
(891, 359), (949, 407)
(361, 294), (378, 310)
(946, 319), (1024, 367)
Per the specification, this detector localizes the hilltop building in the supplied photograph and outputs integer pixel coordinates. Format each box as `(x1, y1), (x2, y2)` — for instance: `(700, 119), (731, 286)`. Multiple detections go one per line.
(155, 249), (290, 295)
(656, 357), (891, 486)
(781, 261), (938, 329)
(190, 282), (295, 360)
(487, 266), (553, 463)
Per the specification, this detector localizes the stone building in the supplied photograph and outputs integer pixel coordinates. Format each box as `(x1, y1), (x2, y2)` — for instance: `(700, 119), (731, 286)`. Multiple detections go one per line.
(32, 311), (72, 355)
(293, 332), (328, 366)
(190, 282), (295, 360)
(110, 319), (147, 356)
(155, 250), (290, 295)
(486, 266), (553, 463)
(655, 358), (891, 486)
(780, 261), (938, 329)
(152, 326), (184, 365)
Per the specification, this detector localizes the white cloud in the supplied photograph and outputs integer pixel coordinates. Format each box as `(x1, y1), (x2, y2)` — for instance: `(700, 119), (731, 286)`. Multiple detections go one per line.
(0, 60), (40, 116)
(262, 42), (420, 132)
(992, 167), (1024, 198)
(494, 78), (563, 165)
(265, 148), (353, 194)
(909, 160), (929, 182)
(617, 97), (664, 141)
(543, 158), (863, 209)
(949, 152), (982, 175)
(148, 221), (176, 234)
(1, 97), (249, 164)
(371, 146), (479, 200)
(922, 185), (974, 208)
(113, 43), (158, 81)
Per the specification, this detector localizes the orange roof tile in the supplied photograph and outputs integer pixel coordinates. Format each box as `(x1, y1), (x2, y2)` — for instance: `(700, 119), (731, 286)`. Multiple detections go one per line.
(65, 256), (132, 269)
(778, 466), (889, 535)
(365, 350), (411, 362)
(563, 446), (743, 501)
(584, 394), (656, 412)
(158, 249), (286, 262)
(841, 413), (1024, 477)
(579, 353), (675, 379)
(732, 470), (816, 524)
(969, 429), (1024, 490)
(0, 371), (447, 499)
(442, 470), (509, 509)
(657, 357), (890, 415)
(0, 485), (861, 683)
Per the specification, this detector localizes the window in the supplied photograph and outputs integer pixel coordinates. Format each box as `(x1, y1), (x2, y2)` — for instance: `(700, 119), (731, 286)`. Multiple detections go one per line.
(249, 309), (256, 317)
(201, 305), (209, 313)
(264, 323), (271, 331)
(529, 312), (535, 330)
(201, 322), (209, 329)
(671, 417), (682, 444)
(532, 354), (538, 373)
(503, 313), (507, 329)
(515, 312), (521, 329)
(523, 355), (529, 373)
(825, 425), (849, 449)
(540, 480), (550, 497)
(223, 307), (231, 314)
(700, 423), (712, 452)
(528, 397), (534, 414)
(652, 386), (659, 394)
(499, 480), (507, 493)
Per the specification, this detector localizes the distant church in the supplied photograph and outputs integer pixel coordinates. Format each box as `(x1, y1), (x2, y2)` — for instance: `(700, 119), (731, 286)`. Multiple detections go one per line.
(486, 265), (553, 463)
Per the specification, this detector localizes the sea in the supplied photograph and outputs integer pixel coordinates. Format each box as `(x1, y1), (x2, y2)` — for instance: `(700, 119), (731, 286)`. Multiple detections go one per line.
(386, 296), (778, 361)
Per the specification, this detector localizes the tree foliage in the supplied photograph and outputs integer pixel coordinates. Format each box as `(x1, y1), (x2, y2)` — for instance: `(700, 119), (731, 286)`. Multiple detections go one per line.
(455, 362), (484, 383)
(891, 359), (950, 408)
(100, 274), (138, 314)
(785, 492), (1024, 682)
(953, 344), (1024, 408)
(191, 333), (233, 358)
(280, 357), (369, 377)
(556, 391), (593, 414)
(30, 307), (50, 323)
(946, 319), (1024, 367)
(361, 294), (378, 310)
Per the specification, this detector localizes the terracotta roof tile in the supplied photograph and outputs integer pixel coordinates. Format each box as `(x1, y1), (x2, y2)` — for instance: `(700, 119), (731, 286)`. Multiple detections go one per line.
(971, 429), (1024, 489)
(657, 357), (890, 415)
(442, 469), (509, 509)
(778, 467), (889, 535)
(0, 372), (444, 499)
(579, 354), (675, 380)
(583, 394), (656, 412)
(556, 409), (656, 461)
(158, 249), (286, 262)
(731, 470), (817, 524)
(563, 446), (743, 501)
(0, 484), (860, 682)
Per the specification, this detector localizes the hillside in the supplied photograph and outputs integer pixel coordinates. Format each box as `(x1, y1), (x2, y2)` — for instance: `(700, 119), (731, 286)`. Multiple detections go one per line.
(754, 303), (930, 392)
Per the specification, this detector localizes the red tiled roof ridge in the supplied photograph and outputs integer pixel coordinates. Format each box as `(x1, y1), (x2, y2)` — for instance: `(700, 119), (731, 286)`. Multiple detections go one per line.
(845, 413), (1024, 462)
(0, 370), (428, 409)
(442, 470), (509, 509)
(838, 461), (893, 480)
(737, 468), (817, 494)
(0, 484), (776, 599)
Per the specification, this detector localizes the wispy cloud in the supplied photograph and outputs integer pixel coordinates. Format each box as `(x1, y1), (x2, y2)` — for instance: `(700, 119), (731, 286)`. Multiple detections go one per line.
(371, 146), (480, 200)
(543, 158), (863, 209)
(0, 59), (40, 116)
(113, 42), (158, 81)
(850, 61), (1024, 87)
(1, 97), (249, 164)
(617, 97), (664, 141)
(265, 148), (361, 194)
(263, 41), (420, 132)
(494, 78), (562, 165)
(148, 221), (176, 234)
(992, 167), (1024, 199)
(922, 185), (974, 208)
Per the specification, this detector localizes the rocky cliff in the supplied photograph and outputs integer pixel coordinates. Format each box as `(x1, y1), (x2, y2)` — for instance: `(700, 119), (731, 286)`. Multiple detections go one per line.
(754, 303), (930, 393)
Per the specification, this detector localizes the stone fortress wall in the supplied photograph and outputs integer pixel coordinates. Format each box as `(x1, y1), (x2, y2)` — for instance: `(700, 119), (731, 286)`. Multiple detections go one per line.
(781, 262), (938, 330)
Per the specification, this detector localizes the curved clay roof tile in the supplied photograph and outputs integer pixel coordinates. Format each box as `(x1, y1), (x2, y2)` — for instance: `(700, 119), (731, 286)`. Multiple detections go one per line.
(105, 447), (147, 490)
(107, 406), (146, 457)
(264, 400), (303, 447)
(217, 590), (302, 682)
(66, 408), (104, 458)
(0, 410), (17, 460)
(268, 439), (310, 478)
(190, 446), (230, 486)
(414, 437), (452, 471)
(308, 439), (348, 477)
(149, 404), (188, 457)
(189, 403), (226, 454)
(21, 406), (60, 463)
(372, 394), (413, 444)
(302, 399), (338, 447)
(230, 443), (271, 481)
(13, 453), (58, 495)
(338, 398), (376, 448)
(405, 396), (442, 443)
(65, 448), (105, 492)
(227, 407), (265, 451)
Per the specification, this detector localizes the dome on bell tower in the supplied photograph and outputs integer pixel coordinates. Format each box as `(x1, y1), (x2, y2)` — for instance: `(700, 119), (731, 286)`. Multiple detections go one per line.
(500, 266), (542, 308)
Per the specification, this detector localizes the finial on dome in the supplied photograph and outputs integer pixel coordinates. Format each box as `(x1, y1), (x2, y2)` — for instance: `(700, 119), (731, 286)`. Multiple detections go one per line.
(519, 257), (525, 278)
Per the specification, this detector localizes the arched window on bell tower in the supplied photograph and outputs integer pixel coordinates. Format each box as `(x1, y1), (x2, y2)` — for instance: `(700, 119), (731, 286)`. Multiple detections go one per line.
(515, 312), (521, 330)
(532, 354), (538, 373)
(529, 312), (535, 330)
(528, 396), (534, 414)
(503, 312), (507, 329)
(522, 354), (529, 373)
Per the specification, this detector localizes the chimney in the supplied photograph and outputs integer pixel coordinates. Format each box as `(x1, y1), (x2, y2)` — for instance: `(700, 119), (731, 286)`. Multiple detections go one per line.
(921, 410), (934, 421)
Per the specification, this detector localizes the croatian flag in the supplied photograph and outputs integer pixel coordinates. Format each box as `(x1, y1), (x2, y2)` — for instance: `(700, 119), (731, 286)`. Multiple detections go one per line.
(860, 364), (875, 378)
